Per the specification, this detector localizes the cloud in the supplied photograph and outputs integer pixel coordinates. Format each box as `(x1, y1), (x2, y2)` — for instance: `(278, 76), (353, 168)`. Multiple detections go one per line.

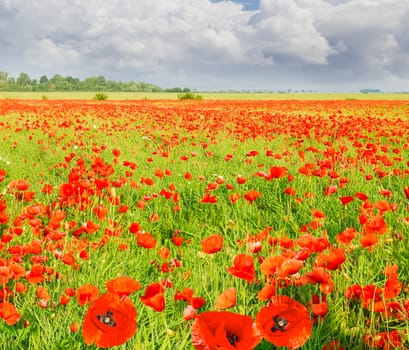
(0, 0), (408, 90)
(24, 38), (80, 70)
(247, 0), (334, 65)
(303, 0), (409, 79)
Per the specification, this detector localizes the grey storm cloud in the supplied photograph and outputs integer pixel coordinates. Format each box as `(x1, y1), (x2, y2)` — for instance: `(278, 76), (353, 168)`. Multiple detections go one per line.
(0, 0), (408, 90)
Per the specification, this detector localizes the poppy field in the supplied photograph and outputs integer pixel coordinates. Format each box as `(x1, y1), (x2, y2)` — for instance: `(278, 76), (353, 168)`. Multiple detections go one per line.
(1, 98), (409, 349)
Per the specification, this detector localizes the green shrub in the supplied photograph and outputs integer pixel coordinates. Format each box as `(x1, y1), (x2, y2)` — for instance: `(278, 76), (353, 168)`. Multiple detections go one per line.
(94, 92), (108, 100)
(177, 92), (203, 100)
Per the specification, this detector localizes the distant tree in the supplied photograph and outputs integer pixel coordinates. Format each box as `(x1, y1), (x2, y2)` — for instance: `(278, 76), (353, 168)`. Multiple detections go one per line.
(96, 75), (106, 85)
(81, 76), (106, 91)
(39, 75), (48, 84)
(0, 72), (176, 93)
(49, 74), (67, 90)
(37, 75), (48, 91)
(165, 87), (183, 92)
(48, 82), (57, 91)
(16, 72), (31, 90)
(0, 71), (8, 89)
(65, 76), (80, 90)
(105, 80), (119, 91)
(31, 79), (38, 91)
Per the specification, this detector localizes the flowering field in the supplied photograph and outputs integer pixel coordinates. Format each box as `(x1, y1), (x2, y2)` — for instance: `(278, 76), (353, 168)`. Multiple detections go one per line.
(1, 98), (409, 349)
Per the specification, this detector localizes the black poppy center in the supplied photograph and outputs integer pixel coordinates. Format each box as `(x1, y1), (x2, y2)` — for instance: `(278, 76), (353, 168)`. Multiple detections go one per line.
(96, 310), (116, 327)
(226, 332), (239, 347)
(271, 315), (288, 332)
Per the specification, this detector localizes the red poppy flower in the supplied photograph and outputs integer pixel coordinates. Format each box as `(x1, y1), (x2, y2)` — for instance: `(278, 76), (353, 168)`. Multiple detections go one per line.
(183, 305), (197, 321)
(201, 193), (217, 204)
(0, 266), (11, 285)
(228, 193), (241, 204)
(60, 294), (71, 306)
(256, 295), (312, 349)
(77, 284), (99, 306)
(311, 209), (326, 219)
(215, 288), (236, 310)
(172, 234), (184, 247)
(141, 177), (154, 186)
(258, 283), (277, 301)
(305, 267), (334, 294)
(237, 175), (246, 184)
(355, 192), (368, 201)
(324, 185), (337, 196)
(360, 233), (378, 249)
(140, 282), (165, 312)
(26, 264), (45, 284)
(276, 258), (304, 279)
(15, 282), (27, 293)
(383, 264), (402, 299)
(191, 311), (262, 350)
(404, 187), (409, 200)
(36, 286), (51, 301)
(339, 196), (354, 206)
(284, 187), (296, 196)
(191, 297), (206, 310)
(106, 276), (141, 298)
(174, 287), (205, 309)
(0, 169), (6, 182)
(0, 211), (8, 225)
(70, 321), (79, 333)
(0, 301), (21, 325)
(260, 255), (286, 276)
(82, 292), (137, 348)
(129, 222), (142, 234)
(246, 150), (259, 157)
(364, 330), (402, 349)
(206, 182), (219, 191)
(310, 294), (328, 322)
(244, 190), (261, 203)
(201, 234), (223, 254)
(265, 166), (288, 180)
(175, 288), (193, 303)
(118, 204), (129, 213)
(314, 248), (346, 271)
(9, 179), (30, 191)
(227, 254), (255, 283)
(136, 232), (157, 249)
(336, 227), (357, 245)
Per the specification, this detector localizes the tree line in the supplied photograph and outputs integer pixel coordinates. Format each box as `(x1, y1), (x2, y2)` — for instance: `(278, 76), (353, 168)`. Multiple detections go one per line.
(0, 71), (190, 93)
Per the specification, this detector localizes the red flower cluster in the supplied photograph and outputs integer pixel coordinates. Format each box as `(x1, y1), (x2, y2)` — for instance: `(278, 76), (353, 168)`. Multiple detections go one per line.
(191, 295), (312, 350)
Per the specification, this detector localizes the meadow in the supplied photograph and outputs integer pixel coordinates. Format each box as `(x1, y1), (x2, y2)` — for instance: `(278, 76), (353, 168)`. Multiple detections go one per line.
(1, 96), (409, 349)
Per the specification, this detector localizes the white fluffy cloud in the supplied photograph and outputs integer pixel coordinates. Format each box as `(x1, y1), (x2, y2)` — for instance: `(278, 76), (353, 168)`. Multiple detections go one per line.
(0, 0), (408, 90)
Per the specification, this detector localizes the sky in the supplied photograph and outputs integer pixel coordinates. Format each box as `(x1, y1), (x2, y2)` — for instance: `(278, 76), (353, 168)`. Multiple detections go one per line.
(1, 0), (409, 92)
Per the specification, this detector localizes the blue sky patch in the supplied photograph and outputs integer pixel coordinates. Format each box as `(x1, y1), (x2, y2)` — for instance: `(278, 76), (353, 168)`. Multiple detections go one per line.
(210, 0), (260, 11)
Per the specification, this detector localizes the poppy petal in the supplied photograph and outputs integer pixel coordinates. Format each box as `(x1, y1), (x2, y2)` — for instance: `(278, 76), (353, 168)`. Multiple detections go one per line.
(106, 276), (141, 297)
(215, 288), (236, 310)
